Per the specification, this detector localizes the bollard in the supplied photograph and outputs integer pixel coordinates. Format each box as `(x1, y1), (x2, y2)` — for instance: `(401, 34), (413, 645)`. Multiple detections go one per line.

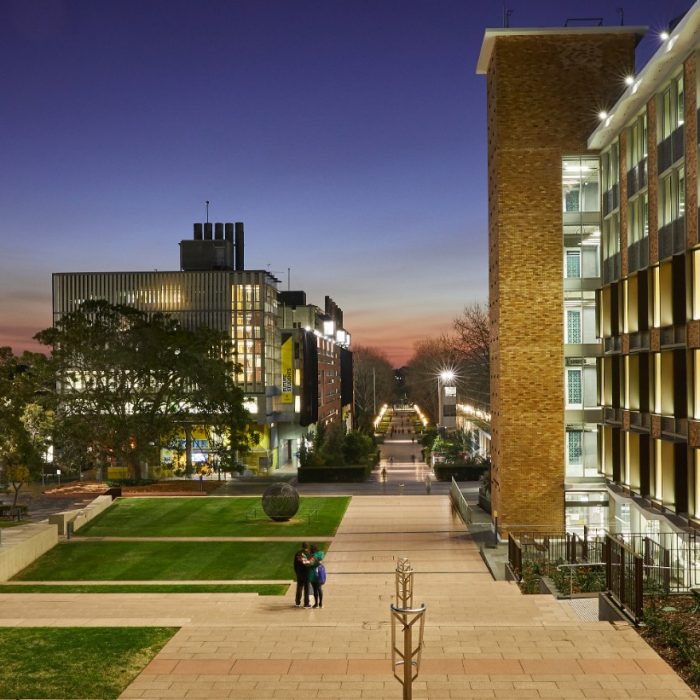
(395, 557), (414, 609)
(391, 603), (426, 699)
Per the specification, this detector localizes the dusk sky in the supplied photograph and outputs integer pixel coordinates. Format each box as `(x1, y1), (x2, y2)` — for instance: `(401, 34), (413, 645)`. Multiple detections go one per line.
(0, 0), (689, 366)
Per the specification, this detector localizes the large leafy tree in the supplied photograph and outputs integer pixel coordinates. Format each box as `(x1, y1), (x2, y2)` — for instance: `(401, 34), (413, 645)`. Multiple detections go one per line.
(0, 347), (53, 485)
(35, 300), (250, 480)
(352, 345), (396, 433)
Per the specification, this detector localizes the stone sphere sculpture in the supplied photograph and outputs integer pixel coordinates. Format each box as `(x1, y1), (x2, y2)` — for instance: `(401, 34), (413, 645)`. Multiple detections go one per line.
(261, 482), (300, 522)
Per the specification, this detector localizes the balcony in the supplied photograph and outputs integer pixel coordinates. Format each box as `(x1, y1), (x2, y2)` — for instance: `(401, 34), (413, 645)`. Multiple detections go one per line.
(602, 184), (619, 217)
(657, 125), (684, 174)
(627, 237), (648, 273)
(661, 415), (688, 439)
(629, 411), (651, 432)
(603, 335), (621, 353)
(603, 406), (621, 424)
(602, 253), (621, 284)
(626, 159), (647, 198)
(660, 325), (686, 347)
(629, 331), (649, 351)
(658, 217), (685, 260)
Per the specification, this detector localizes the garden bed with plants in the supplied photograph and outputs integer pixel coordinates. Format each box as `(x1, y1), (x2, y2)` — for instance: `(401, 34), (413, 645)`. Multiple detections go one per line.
(641, 593), (700, 695)
(517, 560), (605, 596)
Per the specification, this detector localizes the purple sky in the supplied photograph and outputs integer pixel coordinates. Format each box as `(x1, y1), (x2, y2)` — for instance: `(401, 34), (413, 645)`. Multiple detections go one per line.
(0, 0), (688, 366)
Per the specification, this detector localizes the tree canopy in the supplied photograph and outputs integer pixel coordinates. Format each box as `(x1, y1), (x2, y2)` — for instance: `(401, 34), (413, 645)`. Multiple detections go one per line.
(404, 302), (490, 423)
(0, 347), (53, 483)
(35, 300), (250, 479)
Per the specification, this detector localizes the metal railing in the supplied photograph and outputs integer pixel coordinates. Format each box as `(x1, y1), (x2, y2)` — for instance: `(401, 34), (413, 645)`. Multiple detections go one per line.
(605, 535), (644, 622)
(507, 527), (606, 580)
(449, 477), (472, 525)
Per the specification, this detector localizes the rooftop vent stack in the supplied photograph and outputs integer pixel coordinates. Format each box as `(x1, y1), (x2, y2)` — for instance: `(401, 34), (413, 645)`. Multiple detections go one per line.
(214, 222), (224, 240)
(224, 223), (234, 241)
(193, 223), (203, 240)
(235, 222), (245, 270)
(204, 222), (213, 240)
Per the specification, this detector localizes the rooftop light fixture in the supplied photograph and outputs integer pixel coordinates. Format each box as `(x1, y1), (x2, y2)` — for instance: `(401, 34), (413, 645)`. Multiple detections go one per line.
(598, 110), (608, 120)
(660, 30), (670, 41)
(624, 75), (635, 86)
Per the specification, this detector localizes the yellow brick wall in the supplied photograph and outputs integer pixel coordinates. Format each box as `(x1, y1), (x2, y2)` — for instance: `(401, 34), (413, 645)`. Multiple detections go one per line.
(487, 33), (638, 534)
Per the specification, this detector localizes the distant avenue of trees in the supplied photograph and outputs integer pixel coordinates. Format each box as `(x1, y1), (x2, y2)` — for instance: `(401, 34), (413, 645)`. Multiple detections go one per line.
(403, 302), (489, 423)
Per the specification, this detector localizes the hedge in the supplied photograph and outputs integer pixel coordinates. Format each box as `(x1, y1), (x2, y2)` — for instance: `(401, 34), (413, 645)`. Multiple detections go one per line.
(297, 465), (372, 483)
(433, 463), (489, 482)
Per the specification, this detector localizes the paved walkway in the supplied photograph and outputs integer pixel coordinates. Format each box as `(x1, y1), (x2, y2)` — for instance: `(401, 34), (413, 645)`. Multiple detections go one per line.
(2, 495), (691, 698)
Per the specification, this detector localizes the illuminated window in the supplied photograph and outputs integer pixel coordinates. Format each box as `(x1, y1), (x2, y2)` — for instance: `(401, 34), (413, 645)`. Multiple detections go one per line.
(566, 309), (582, 344)
(567, 431), (583, 465)
(565, 249), (581, 278)
(567, 369), (582, 406)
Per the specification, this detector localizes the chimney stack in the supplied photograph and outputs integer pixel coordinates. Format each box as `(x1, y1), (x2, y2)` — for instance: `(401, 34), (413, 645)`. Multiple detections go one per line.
(234, 221), (245, 271)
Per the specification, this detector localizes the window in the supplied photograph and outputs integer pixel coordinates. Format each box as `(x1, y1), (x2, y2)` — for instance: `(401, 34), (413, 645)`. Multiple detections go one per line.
(602, 142), (619, 193)
(565, 249), (581, 278)
(660, 167), (685, 226)
(627, 113), (648, 168)
(629, 193), (648, 243)
(603, 213), (620, 259)
(567, 368), (583, 406)
(567, 431), (583, 465)
(566, 309), (582, 344)
(562, 158), (600, 213)
(660, 73), (684, 139)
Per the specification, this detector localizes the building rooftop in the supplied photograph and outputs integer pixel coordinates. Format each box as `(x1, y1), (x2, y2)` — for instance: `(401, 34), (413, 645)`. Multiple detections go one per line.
(476, 26), (647, 76)
(588, 1), (700, 149)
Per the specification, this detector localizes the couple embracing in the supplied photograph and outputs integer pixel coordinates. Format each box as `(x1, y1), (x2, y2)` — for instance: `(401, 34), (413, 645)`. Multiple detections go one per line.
(293, 542), (326, 608)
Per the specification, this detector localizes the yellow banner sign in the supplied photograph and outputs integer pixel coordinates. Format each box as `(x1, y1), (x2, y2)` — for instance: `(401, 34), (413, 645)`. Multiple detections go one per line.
(281, 336), (294, 404)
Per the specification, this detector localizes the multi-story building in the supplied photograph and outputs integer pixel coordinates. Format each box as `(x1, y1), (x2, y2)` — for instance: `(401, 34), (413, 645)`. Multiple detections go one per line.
(479, 3), (700, 545)
(53, 222), (352, 474)
(477, 24), (643, 534)
(590, 4), (700, 536)
(277, 291), (353, 467)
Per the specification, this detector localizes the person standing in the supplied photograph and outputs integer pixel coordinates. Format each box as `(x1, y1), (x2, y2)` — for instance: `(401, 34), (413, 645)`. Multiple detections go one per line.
(307, 544), (326, 609)
(294, 542), (311, 608)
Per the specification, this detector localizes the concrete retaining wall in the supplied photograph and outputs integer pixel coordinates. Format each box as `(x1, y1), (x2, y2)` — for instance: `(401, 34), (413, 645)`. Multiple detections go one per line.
(48, 494), (113, 536)
(0, 523), (58, 581)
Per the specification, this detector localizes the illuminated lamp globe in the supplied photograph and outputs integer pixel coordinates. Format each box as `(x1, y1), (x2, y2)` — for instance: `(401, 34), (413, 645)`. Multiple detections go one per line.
(261, 482), (300, 522)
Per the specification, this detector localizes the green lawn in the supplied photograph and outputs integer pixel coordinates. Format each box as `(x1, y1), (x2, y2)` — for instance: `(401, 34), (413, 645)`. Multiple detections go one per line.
(0, 627), (176, 699)
(0, 583), (288, 594)
(78, 496), (350, 537)
(13, 541), (327, 581)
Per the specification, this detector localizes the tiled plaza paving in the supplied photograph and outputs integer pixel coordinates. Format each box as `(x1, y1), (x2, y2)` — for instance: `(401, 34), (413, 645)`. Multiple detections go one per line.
(2, 496), (696, 698)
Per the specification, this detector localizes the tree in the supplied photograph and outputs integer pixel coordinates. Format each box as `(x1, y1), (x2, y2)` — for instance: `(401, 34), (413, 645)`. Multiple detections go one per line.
(3, 460), (30, 507)
(450, 303), (490, 408)
(35, 300), (250, 480)
(352, 346), (396, 432)
(404, 337), (464, 423)
(0, 347), (53, 481)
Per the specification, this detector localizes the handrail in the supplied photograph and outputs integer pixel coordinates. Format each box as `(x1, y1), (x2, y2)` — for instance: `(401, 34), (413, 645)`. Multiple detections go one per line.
(449, 477), (472, 525)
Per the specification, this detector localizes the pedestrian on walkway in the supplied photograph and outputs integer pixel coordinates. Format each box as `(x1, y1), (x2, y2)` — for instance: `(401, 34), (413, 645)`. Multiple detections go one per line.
(307, 544), (326, 608)
(294, 542), (311, 608)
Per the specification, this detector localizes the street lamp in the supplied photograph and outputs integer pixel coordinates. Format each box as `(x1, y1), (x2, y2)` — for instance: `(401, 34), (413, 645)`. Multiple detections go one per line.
(437, 370), (457, 431)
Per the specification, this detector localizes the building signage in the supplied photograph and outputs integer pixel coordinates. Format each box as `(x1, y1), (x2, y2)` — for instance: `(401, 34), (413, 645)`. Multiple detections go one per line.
(281, 336), (294, 404)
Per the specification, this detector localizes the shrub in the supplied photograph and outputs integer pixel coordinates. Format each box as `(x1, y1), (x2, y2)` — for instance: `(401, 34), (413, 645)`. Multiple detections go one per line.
(433, 463), (489, 482)
(297, 465), (372, 483)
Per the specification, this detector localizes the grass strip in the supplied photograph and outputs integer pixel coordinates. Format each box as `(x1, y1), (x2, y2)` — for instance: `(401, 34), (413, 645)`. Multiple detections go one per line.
(78, 495), (350, 537)
(0, 626), (176, 699)
(0, 583), (288, 594)
(13, 541), (327, 581)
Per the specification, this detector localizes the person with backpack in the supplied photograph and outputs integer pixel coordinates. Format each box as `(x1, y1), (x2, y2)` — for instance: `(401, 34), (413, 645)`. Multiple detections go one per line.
(307, 543), (326, 608)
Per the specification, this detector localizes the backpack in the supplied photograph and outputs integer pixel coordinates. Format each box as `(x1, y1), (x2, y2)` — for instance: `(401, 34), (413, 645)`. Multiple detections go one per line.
(315, 563), (326, 584)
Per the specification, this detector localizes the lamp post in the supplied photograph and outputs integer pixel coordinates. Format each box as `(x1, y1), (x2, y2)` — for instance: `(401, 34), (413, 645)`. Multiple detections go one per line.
(437, 370), (456, 430)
